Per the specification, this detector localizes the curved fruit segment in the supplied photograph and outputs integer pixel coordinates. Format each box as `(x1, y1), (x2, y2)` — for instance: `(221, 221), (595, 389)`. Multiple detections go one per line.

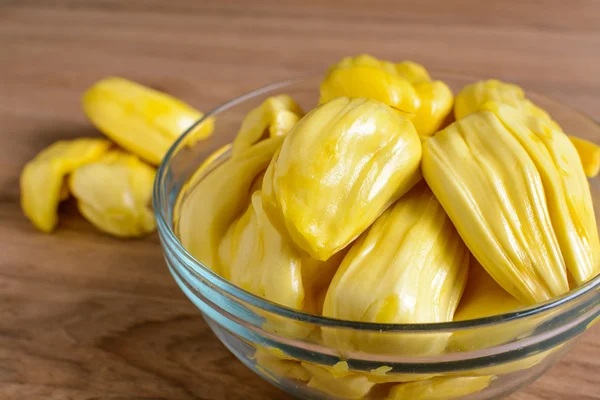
(232, 95), (303, 156)
(83, 77), (214, 165)
(322, 182), (469, 355)
(485, 102), (600, 286)
(320, 55), (453, 136)
(69, 151), (156, 238)
(218, 191), (305, 310)
(302, 363), (375, 400)
(450, 260), (525, 351)
(253, 347), (310, 383)
(422, 110), (569, 304)
(320, 55), (420, 115)
(177, 136), (284, 274)
(20, 138), (111, 232)
(454, 79), (599, 177)
(386, 376), (493, 400)
(395, 60), (431, 83)
(411, 80), (454, 137)
(454, 260), (523, 322)
(262, 97), (422, 261)
(569, 136), (600, 178)
(454, 79), (527, 121)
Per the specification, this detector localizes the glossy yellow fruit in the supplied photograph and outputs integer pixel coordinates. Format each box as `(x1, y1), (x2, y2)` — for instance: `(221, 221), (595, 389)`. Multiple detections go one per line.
(69, 151), (156, 238)
(455, 79), (563, 128)
(219, 189), (346, 338)
(454, 260), (524, 322)
(322, 182), (469, 355)
(178, 136), (284, 274)
(262, 97), (422, 261)
(450, 260), (525, 351)
(396, 60), (431, 83)
(320, 55), (453, 136)
(569, 136), (600, 178)
(422, 110), (570, 305)
(454, 79), (527, 120)
(302, 363), (375, 400)
(454, 79), (600, 178)
(449, 259), (556, 376)
(253, 347), (310, 383)
(83, 77), (214, 165)
(411, 80), (454, 136)
(386, 376), (493, 400)
(320, 55), (420, 114)
(232, 95), (303, 156)
(485, 102), (600, 286)
(20, 138), (111, 233)
(218, 191), (305, 310)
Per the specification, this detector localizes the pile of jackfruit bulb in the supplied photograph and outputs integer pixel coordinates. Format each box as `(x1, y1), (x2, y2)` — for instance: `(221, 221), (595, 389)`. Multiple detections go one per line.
(175, 54), (600, 399)
(20, 77), (214, 237)
(21, 54), (600, 398)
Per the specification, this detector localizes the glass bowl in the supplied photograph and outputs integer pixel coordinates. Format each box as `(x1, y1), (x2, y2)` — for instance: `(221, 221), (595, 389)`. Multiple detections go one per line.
(154, 74), (600, 400)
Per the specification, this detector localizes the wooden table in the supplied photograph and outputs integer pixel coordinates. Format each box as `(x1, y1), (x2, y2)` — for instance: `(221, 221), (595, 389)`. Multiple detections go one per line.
(1, 1), (599, 399)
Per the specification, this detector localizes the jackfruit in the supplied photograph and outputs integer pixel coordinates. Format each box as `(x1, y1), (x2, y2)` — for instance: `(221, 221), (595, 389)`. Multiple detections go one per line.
(485, 102), (600, 286)
(321, 182), (469, 355)
(395, 60), (431, 83)
(320, 55), (420, 115)
(411, 80), (454, 137)
(20, 138), (111, 232)
(83, 77), (214, 165)
(569, 136), (600, 178)
(253, 347), (310, 383)
(320, 55), (453, 136)
(386, 375), (493, 400)
(450, 259), (524, 351)
(422, 110), (570, 304)
(454, 79), (600, 177)
(302, 362), (375, 400)
(177, 136), (284, 274)
(231, 95), (303, 156)
(69, 151), (156, 237)
(262, 97), (422, 261)
(218, 190), (304, 310)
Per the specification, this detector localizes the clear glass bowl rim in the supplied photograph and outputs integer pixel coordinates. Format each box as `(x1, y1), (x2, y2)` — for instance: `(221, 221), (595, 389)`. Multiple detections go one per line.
(154, 74), (600, 333)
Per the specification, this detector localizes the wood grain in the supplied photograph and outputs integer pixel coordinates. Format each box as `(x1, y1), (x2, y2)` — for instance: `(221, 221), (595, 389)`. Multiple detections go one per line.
(1, 1), (599, 399)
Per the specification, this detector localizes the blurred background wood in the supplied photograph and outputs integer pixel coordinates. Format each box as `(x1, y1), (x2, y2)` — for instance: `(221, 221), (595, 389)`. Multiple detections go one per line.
(1, 1), (599, 399)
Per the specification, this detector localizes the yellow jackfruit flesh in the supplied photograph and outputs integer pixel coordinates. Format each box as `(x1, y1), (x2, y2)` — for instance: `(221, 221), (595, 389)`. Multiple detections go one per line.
(231, 95), (303, 156)
(485, 102), (600, 286)
(321, 182), (469, 355)
(569, 136), (600, 178)
(69, 151), (156, 237)
(320, 55), (453, 136)
(422, 110), (570, 305)
(386, 376), (493, 400)
(454, 79), (600, 178)
(395, 60), (431, 83)
(219, 189), (346, 338)
(83, 77), (214, 165)
(262, 97), (422, 261)
(253, 347), (310, 383)
(451, 260), (524, 351)
(411, 80), (454, 137)
(320, 55), (420, 114)
(450, 259), (561, 375)
(454, 79), (527, 121)
(302, 363), (375, 400)
(21, 138), (111, 232)
(218, 190), (305, 310)
(177, 136), (284, 274)
(454, 260), (523, 322)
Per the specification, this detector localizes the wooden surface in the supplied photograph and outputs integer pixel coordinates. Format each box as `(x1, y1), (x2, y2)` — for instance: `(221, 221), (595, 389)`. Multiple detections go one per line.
(1, 1), (600, 399)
